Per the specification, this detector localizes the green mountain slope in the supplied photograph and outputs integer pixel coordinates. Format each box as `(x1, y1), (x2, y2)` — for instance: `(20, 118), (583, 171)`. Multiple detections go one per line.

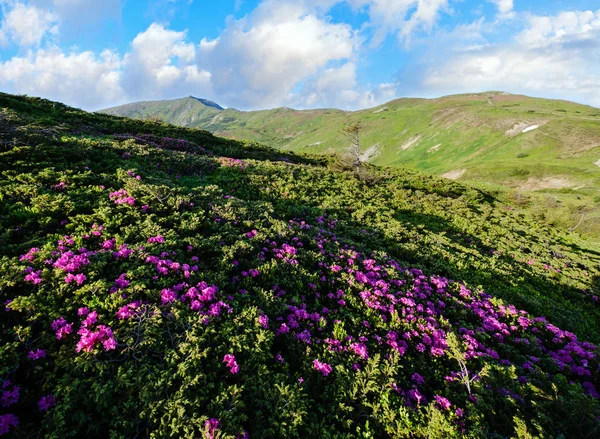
(101, 92), (600, 236)
(3, 92), (600, 438)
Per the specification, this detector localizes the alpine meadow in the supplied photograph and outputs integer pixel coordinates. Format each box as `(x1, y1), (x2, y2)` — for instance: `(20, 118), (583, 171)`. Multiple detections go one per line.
(2, 0), (600, 438)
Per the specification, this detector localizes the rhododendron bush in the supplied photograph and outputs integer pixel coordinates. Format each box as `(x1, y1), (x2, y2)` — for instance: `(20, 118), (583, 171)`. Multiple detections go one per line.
(0, 93), (599, 438)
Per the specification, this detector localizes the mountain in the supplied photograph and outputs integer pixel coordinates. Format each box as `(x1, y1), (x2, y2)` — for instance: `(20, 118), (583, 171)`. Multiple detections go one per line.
(2, 91), (600, 437)
(101, 92), (600, 237)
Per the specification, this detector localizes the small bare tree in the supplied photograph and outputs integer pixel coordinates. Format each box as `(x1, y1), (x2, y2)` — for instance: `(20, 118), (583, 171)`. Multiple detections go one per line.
(341, 121), (362, 176)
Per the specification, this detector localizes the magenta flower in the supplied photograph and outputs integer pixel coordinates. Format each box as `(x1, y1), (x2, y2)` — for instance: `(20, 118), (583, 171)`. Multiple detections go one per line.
(223, 354), (239, 374)
(0, 386), (20, 408)
(110, 273), (130, 293)
(148, 235), (165, 244)
(109, 189), (135, 205)
(52, 318), (73, 340)
(19, 247), (39, 263)
(27, 349), (47, 361)
(65, 273), (86, 285)
(203, 418), (220, 439)
(313, 359), (333, 376)
(349, 342), (369, 360)
(24, 269), (43, 284)
(161, 288), (178, 305)
(0, 414), (19, 435)
(258, 314), (269, 329)
(38, 394), (56, 411)
(434, 395), (452, 411)
(411, 373), (425, 385)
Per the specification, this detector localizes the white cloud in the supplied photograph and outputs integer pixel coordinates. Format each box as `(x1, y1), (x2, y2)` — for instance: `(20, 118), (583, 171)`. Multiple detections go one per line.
(121, 23), (212, 101)
(300, 62), (398, 109)
(197, 0), (358, 108)
(46, 0), (122, 30)
(421, 9), (600, 107)
(347, 0), (449, 45)
(0, 1), (58, 46)
(490, 0), (513, 15)
(0, 47), (123, 109)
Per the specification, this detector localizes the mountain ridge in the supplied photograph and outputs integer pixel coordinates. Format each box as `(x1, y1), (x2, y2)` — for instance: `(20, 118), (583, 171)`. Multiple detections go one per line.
(100, 92), (600, 237)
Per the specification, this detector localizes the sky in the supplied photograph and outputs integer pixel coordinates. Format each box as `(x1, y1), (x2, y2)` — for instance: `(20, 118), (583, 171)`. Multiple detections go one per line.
(0, 0), (599, 111)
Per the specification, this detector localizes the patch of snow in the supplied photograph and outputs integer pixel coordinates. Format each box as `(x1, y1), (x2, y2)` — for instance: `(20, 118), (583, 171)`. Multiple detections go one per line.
(428, 144), (441, 153)
(522, 125), (539, 133)
(373, 107), (388, 114)
(594, 159), (600, 167)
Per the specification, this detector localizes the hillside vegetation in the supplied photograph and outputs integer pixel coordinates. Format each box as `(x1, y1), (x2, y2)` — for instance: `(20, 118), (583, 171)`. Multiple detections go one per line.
(102, 92), (600, 237)
(2, 92), (600, 438)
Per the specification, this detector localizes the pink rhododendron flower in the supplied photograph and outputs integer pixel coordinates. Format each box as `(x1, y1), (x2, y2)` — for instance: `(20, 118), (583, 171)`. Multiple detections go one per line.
(0, 414), (19, 435)
(27, 349), (47, 360)
(0, 386), (20, 407)
(223, 354), (239, 374)
(434, 395), (452, 411)
(313, 359), (332, 376)
(37, 395), (56, 411)
(203, 418), (220, 439)
(258, 314), (269, 329)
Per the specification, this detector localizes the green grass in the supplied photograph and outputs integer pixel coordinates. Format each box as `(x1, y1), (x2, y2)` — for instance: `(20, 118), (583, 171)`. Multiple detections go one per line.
(102, 92), (600, 237)
(2, 92), (599, 438)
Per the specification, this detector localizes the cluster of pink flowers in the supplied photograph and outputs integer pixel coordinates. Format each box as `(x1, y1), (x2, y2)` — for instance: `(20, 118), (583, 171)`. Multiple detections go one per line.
(147, 235), (165, 244)
(145, 254), (198, 278)
(223, 354), (239, 374)
(109, 189), (135, 205)
(24, 267), (43, 284)
(313, 359), (333, 376)
(0, 414), (18, 435)
(219, 157), (248, 170)
(117, 301), (143, 320)
(19, 247), (39, 263)
(258, 314), (269, 329)
(37, 395), (56, 412)
(0, 383), (19, 408)
(203, 418), (220, 439)
(76, 320), (117, 353)
(53, 182), (67, 191)
(268, 239), (302, 265)
(110, 273), (130, 294)
(53, 251), (90, 273)
(245, 230), (257, 239)
(64, 273), (86, 285)
(51, 317), (73, 340)
(434, 395), (452, 411)
(27, 349), (47, 360)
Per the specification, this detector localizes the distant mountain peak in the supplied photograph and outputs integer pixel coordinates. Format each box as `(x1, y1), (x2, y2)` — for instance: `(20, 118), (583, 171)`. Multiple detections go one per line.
(188, 96), (224, 111)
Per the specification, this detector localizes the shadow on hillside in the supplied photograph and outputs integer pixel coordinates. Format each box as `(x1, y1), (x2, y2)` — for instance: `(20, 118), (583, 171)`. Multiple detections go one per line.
(232, 174), (600, 343)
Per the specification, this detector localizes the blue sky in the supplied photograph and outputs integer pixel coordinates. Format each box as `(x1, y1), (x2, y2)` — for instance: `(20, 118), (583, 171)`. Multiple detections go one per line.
(1, 0), (599, 110)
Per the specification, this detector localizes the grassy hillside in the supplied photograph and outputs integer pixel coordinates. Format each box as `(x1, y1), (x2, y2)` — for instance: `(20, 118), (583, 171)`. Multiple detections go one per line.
(102, 92), (600, 237)
(2, 92), (600, 438)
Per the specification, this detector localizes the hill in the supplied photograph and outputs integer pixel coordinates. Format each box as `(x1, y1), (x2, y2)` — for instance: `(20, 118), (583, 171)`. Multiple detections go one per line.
(2, 92), (600, 438)
(102, 92), (600, 237)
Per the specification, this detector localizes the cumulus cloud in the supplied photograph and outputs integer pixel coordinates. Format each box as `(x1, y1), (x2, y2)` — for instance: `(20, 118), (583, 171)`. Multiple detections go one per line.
(0, 1), (59, 46)
(300, 62), (398, 109)
(347, 0), (450, 45)
(197, 0), (358, 109)
(421, 9), (600, 107)
(0, 47), (123, 108)
(121, 23), (212, 101)
(489, 0), (513, 15)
